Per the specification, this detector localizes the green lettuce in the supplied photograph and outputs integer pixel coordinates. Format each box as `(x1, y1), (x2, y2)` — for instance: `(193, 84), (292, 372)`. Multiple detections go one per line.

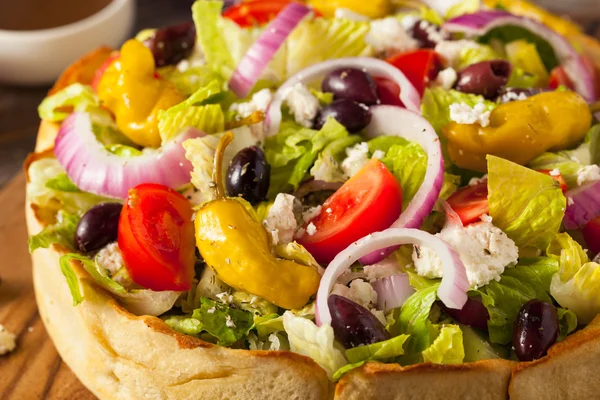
(421, 325), (464, 364)
(461, 326), (507, 362)
(28, 211), (79, 253)
(310, 135), (362, 182)
(391, 284), (439, 353)
(45, 173), (80, 192)
(164, 298), (254, 346)
(487, 155), (565, 250)
(548, 233), (600, 324)
(381, 142), (427, 208)
(477, 257), (559, 344)
(457, 44), (502, 71)
(266, 118), (350, 196)
(421, 88), (496, 133)
(38, 83), (99, 121)
(445, 0), (481, 19)
(167, 65), (225, 96)
(507, 67), (539, 88)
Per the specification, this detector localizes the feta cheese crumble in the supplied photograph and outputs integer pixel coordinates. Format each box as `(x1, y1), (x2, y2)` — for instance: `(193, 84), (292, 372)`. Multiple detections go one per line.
(263, 193), (298, 245)
(331, 280), (378, 309)
(341, 142), (370, 177)
(229, 89), (273, 119)
(365, 17), (417, 55)
(306, 222), (317, 236)
(468, 174), (488, 186)
(449, 102), (491, 127)
(0, 325), (16, 355)
(371, 149), (385, 160)
(302, 206), (322, 223)
(576, 165), (600, 186)
(363, 256), (402, 282)
(436, 67), (458, 90)
(434, 40), (479, 69)
(500, 90), (529, 103)
(412, 215), (519, 288)
(283, 83), (320, 127)
(96, 242), (129, 285)
(549, 168), (561, 177)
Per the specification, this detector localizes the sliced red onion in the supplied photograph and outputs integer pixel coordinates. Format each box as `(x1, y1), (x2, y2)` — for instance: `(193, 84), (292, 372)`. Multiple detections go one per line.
(292, 179), (344, 198)
(228, 3), (311, 98)
(359, 106), (444, 264)
(372, 274), (415, 312)
(440, 198), (463, 228)
(444, 10), (597, 103)
(564, 181), (600, 229)
(54, 112), (204, 199)
(266, 58), (421, 135)
(315, 228), (468, 326)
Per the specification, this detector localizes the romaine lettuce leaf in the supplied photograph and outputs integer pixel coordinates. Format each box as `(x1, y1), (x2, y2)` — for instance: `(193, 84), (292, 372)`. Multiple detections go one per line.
(45, 173), (80, 193)
(164, 297), (254, 346)
(457, 44), (502, 71)
(167, 65), (225, 96)
(28, 211), (79, 253)
(505, 39), (549, 87)
(382, 142), (427, 208)
(557, 308), (578, 341)
(445, 0), (480, 19)
(159, 104), (225, 141)
(461, 325), (507, 362)
(477, 257), (559, 344)
(283, 311), (347, 378)
(391, 284), (439, 353)
(507, 67), (539, 88)
(38, 83), (99, 121)
(487, 155), (565, 250)
(548, 233), (600, 324)
(310, 135), (362, 183)
(421, 325), (464, 364)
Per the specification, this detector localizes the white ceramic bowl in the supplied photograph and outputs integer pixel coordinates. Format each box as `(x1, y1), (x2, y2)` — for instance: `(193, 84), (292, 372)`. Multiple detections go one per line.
(0, 0), (135, 86)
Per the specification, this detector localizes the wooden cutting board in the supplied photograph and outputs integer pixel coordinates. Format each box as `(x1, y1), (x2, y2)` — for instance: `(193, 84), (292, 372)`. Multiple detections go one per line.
(0, 173), (95, 400)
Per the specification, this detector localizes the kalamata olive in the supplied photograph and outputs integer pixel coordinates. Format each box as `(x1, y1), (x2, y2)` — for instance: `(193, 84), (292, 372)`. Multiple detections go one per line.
(410, 19), (449, 49)
(441, 297), (490, 331)
(313, 99), (372, 133)
(455, 60), (512, 99)
(226, 146), (271, 205)
(498, 87), (547, 103)
(143, 21), (196, 67)
(322, 68), (380, 105)
(512, 300), (559, 362)
(328, 294), (390, 348)
(75, 203), (123, 253)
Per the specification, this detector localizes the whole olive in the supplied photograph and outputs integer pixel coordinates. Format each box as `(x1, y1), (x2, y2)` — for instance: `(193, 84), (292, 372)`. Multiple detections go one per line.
(226, 146), (271, 205)
(455, 60), (512, 99)
(512, 300), (559, 362)
(328, 294), (390, 348)
(143, 21), (196, 67)
(441, 297), (490, 331)
(322, 68), (380, 105)
(75, 203), (123, 253)
(313, 99), (372, 133)
(410, 19), (449, 49)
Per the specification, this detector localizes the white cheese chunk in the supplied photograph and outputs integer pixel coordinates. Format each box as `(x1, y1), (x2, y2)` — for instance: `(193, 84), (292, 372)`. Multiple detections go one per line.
(576, 165), (600, 186)
(229, 89), (273, 119)
(283, 83), (320, 127)
(263, 193), (298, 245)
(449, 102), (491, 127)
(365, 17), (417, 54)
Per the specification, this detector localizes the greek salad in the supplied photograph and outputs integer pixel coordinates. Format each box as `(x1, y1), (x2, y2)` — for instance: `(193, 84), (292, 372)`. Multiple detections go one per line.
(28, 0), (600, 380)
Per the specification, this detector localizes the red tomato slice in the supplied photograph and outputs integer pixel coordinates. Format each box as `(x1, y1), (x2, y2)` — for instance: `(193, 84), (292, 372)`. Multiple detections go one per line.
(118, 183), (195, 291)
(386, 49), (443, 96)
(374, 76), (404, 107)
(446, 181), (489, 226)
(298, 159), (402, 264)
(536, 169), (568, 192)
(582, 216), (600, 256)
(91, 52), (119, 91)
(223, 0), (293, 27)
(548, 66), (574, 91)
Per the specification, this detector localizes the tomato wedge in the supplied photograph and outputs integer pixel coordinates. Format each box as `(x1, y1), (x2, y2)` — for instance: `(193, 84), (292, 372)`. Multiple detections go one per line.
(446, 180), (489, 226)
(536, 169), (568, 192)
(298, 159), (402, 264)
(582, 216), (600, 257)
(118, 183), (195, 291)
(548, 66), (574, 91)
(374, 76), (404, 107)
(223, 0), (293, 27)
(386, 49), (443, 96)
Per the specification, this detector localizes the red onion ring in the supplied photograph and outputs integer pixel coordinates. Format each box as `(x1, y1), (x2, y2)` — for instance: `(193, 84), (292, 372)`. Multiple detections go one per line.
(265, 57), (421, 135)
(315, 228), (469, 326)
(359, 106), (444, 264)
(443, 10), (597, 103)
(564, 181), (600, 230)
(54, 112), (204, 199)
(229, 3), (311, 98)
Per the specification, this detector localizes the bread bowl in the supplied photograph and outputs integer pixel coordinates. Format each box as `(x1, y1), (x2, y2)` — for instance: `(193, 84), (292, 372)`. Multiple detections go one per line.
(26, 1), (600, 399)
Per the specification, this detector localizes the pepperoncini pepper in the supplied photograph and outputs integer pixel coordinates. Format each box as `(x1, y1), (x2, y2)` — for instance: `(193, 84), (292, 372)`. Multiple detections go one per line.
(194, 132), (321, 309)
(442, 91), (592, 172)
(308, 0), (391, 18)
(97, 39), (185, 148)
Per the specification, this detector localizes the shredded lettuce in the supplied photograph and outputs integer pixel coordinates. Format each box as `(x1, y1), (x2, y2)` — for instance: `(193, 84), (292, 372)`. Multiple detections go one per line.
(548, 233), (600, 324)
(487, 155), (565, 250)
(38, 83), (99, 121)
(265, 118), (350, 197)
(165, 297), (254, 346)
(283, 311), (347, 378)
(28, 211), (79, 253)
(421, 325), (465, 364)
(477, 257), (559, 344)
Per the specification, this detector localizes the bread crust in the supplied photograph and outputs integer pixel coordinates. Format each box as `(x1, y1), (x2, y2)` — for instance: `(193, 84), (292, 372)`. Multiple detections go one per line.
(27, 49), (600, 400)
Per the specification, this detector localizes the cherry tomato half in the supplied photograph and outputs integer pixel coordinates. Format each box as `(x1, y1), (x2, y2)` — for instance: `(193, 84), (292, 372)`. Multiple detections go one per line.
(446, 180), (489, 226)
(536, 169), (568, 192)
(118, 183), (195, 291)
(298, 159), (402, 264)
(386, 49), (443, 96)
(223, 0), (293, 27)
(548, 66), (574, 91)
(582, 216), (600, 257)
(374, 76), (404, 107)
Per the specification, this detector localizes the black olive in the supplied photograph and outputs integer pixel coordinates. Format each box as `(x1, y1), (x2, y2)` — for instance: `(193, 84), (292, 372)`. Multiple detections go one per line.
(74, 203), (123, 253)
(226, 146), (270, 205)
